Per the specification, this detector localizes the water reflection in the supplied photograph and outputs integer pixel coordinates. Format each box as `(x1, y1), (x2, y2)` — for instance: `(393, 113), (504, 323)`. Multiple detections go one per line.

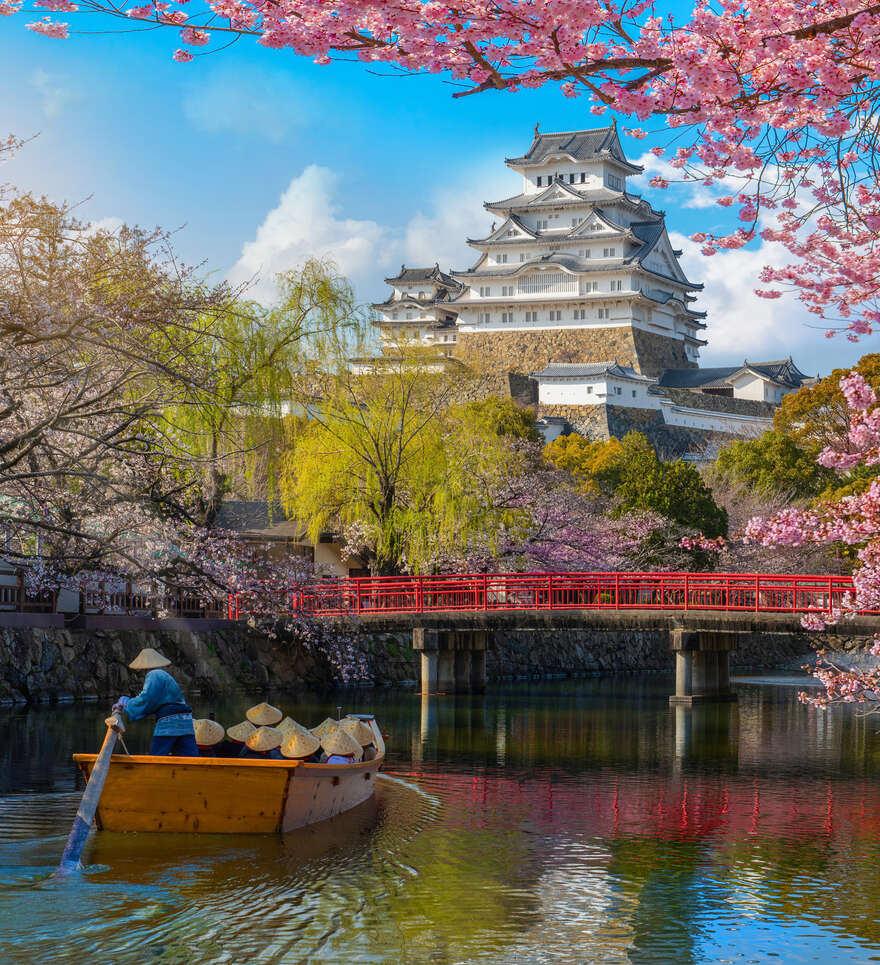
(1, 676), (880, 963)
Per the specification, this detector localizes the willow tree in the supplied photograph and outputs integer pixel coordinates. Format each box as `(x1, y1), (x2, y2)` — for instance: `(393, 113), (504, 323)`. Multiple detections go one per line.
(279, 344), (530, 575)
(156, 260), (365, 521)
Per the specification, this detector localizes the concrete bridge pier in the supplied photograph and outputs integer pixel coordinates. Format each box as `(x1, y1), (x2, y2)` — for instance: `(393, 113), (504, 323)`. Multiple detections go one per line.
(669, 629), (737, 706)
(414, 629), (489, 694)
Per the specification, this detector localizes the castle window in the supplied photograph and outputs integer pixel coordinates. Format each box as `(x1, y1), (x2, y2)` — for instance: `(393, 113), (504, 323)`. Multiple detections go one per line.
(549, 310), (562, 321)
(586, 385), (593, 393)
(479, 286), (491, 297)
(517, 272), (578, 295)
(525, 311), (537, 322)
(536, 176), (542, 187)
(537, 219), (548, 230)
(632, 390), (637, 398)
(502, 286), (514, 296)
(571, 218), (579, 227)
(573, 309), (586, 320)
(406, 312), (414, 320)
(580, 173), (586, 183)
(502, 312), (513, 323)
(603, 247), (616, 257)
(598, 308), (609, 319)
(520, 253), (526, 262)
(615, 386), (622, 395)
(495, 253), (508, 264)
(607, 173), (622, 190)
(478, 312), (491, 323)
(569, 174), (575, 184)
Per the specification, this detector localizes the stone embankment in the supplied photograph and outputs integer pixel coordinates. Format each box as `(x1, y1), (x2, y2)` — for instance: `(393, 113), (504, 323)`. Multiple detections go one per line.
(0, 620), (874, 703)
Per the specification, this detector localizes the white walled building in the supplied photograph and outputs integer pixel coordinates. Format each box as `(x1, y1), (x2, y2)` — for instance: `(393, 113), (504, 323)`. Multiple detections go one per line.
(445, 125), (707, 375)
(372, 265), (463, 356)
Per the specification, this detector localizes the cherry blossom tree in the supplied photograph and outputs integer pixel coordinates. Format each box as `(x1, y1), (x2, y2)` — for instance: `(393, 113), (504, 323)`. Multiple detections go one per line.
(8, 0), (880, 335)
(745, 372), (880, 708)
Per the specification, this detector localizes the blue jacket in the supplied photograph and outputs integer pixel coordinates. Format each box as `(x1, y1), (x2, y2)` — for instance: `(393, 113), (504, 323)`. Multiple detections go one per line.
(124, 669), (194, 737)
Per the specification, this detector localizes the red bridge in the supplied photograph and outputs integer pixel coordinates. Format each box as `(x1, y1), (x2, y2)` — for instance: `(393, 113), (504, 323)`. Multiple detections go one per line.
(269, 570), (878, 706)
(291, 570), (861, 619)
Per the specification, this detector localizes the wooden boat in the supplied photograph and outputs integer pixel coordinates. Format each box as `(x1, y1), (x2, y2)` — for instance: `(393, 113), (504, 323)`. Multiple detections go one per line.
(73, 716), (385, 834)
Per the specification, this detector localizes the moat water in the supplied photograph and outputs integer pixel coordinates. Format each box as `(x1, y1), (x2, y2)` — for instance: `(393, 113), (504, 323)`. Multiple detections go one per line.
(1, 674), (879, 964)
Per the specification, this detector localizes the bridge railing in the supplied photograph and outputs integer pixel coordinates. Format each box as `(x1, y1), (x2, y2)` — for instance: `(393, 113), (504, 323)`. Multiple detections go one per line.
(292, 572), (866, 618)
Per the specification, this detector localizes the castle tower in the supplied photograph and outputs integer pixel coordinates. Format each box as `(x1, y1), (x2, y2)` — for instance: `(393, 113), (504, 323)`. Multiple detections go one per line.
(445, 125), (707, 383)
(371, 264), (463, 357)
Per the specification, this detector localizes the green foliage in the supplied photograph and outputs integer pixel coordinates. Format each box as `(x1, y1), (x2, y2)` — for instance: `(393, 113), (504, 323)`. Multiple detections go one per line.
(713, 430), (835, 501)
(544, 431), (653, 495)
(615, 450), (728, 538)
(456, 396), (541, 443)
(280, 358), (528, 574)
(712, 354), (880, 504)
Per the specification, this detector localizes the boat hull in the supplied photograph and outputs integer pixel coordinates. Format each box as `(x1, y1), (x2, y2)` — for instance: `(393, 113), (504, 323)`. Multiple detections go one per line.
(73, 719), (385, 834)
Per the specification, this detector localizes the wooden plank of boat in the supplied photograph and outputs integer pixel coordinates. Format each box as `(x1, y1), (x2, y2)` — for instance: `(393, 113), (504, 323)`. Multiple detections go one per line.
(71, 717), (385, 834)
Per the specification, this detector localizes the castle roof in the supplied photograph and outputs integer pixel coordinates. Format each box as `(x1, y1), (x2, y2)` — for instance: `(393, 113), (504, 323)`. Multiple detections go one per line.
(505, 125), (643, 174)
(384, 264), (460, 289)
(531, 361), (656, 383)
(658, 358), (814, 390)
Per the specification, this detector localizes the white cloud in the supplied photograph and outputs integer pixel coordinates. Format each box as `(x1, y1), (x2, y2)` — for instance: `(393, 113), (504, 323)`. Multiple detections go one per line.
(29, 69), (79, 120)
(229, 165), (393, 302)
(230, 160), (519, 304)
(183, 66), (311, 143)
(672, 231), (843, 373)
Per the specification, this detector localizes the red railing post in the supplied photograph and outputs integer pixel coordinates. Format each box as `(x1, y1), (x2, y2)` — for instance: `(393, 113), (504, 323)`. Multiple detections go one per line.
(548, 573), (553, 609)
(615, 572), (620, 609)
(355, 578), (362, 616)
(828, 576), (833, 613)
(683, 573), (689, 611)
(482, 573), (488, 610)
(417, 576), (423, 613)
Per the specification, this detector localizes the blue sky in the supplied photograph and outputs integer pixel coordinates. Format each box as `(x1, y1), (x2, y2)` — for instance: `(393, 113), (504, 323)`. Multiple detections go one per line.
(0, 21), (866, 376)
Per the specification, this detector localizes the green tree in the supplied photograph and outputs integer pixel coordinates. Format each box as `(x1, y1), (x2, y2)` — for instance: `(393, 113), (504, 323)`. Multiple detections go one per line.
(279, 351), (528, 575)
(713, 430), (834, 501)
(544, 431), (654, 495)
(616, 450), (728, 538)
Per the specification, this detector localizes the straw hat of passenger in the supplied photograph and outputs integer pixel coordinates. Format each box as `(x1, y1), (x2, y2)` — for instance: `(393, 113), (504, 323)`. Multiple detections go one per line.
(280, 730), (321, 760)
(246, 702), (283, 727)
(341, 718), (374, 747)
(128, 648), (171, 671)
(246, 726), (283, 753)
(310, 717), (339, 741)
(226, 720), (257, 744)
(277, 716), (308, 739)
(193, 718), (225, 747)
(321, 728), (363, 761)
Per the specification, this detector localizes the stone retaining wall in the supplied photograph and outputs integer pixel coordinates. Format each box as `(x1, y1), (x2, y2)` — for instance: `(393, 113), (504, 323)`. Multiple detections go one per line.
(0, 622), (873, 702)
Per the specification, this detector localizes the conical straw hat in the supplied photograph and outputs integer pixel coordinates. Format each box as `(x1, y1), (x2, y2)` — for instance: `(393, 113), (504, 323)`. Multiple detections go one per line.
(280, 730), (321, 760)
(310, 717), (339, 741)
(193, 718), (225, 747)
(128, 648), (171, 671)
(245, 726), (283, 753)
(246, 702), (283, 726)
(341, 718), (374, 747)
(321, 728), (363, 761)
(277, 716), (309, 739)
(226, 720), (257, 744)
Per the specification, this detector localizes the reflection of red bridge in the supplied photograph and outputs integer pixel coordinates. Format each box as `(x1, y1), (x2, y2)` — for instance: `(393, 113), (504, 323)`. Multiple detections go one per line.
(291, 571), (866, 619)
(394, 767), (880, 843)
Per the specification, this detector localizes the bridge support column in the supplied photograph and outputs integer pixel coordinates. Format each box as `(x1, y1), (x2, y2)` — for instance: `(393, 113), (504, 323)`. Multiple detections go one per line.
(669, 630), (737, 706)
(413, 628), (490, 694)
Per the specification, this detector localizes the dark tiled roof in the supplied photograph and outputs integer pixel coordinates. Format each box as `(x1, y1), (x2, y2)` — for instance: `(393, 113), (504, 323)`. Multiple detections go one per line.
(531, 362), (655, 382)
(213, 501), (303, 539)
(505, 126), (642, 172)
(658, 367), (741, 389)
(384, 264), (460, 288)
(743, 358), (813, 387)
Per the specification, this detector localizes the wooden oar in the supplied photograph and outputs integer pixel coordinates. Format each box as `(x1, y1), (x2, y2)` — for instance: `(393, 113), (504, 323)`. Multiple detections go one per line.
(55, 712), (125, 876)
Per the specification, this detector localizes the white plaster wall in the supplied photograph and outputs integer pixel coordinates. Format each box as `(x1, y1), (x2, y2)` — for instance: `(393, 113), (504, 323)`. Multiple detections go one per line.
(661, 404), (771, 435)
(730, 373), (771, 401)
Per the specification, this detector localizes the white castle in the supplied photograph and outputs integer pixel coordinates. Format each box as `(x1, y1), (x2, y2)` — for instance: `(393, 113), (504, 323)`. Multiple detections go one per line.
(370, 125), (814, 455)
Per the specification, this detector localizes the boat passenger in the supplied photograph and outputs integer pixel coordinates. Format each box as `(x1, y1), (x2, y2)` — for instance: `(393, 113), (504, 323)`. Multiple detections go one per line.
(246, 702), (283, 727)
(240, 726), (284, 760)
(280, 730), (322, 763)
(342, 717), (379, 762)
(320, 729), (363, 765)
(220, 720), (256, 757)
(310, 717), (339, 741)
(112, 648), (198, 756)
(194, 718), (226, 757)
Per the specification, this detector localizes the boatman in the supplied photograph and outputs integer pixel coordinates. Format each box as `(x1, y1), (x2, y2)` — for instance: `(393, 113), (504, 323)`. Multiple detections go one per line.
(112, 648), (198, 756)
